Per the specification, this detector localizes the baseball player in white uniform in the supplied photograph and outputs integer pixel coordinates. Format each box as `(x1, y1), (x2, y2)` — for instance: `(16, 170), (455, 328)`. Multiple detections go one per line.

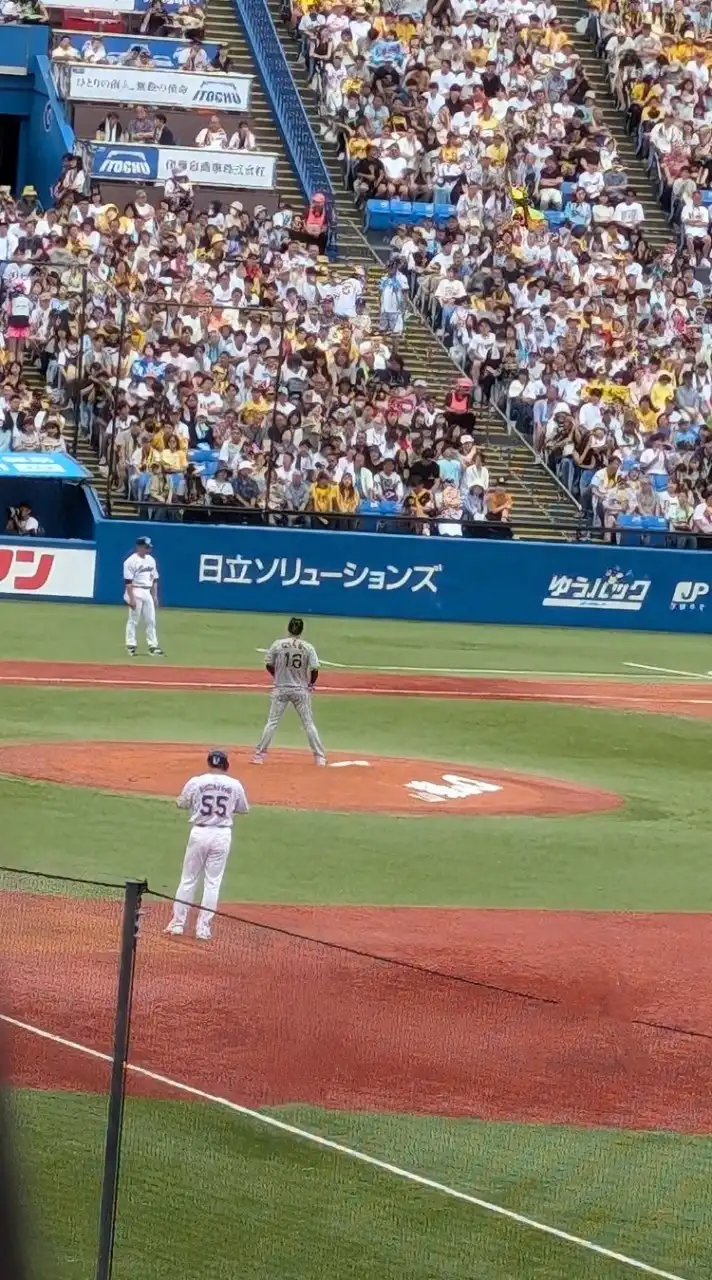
(165, 749), (249, 940)
(123, 536), (163, 656)
(253, 617), (326, 765)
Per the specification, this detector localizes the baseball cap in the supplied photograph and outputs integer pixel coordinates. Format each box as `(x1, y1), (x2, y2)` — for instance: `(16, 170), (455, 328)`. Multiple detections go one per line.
(136, 536), (152, 547)
(207, 749), (229, 771)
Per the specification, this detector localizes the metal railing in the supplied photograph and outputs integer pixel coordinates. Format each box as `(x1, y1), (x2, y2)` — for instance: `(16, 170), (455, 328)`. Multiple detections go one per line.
(230, 0), (337, 255)
(109, 499), (712, 547)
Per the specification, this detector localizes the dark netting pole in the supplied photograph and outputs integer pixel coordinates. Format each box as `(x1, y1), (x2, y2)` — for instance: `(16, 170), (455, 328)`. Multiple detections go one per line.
(105, 294), (128, 520)
(265, 306), (288, 518)
(95, 879), (146, 1280)
(71, 264), (89, 457)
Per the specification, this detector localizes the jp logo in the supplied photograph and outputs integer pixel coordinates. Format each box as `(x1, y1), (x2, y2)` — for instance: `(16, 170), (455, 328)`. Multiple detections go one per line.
(405, 773), (503, 803)
(670, 581), (709, 610)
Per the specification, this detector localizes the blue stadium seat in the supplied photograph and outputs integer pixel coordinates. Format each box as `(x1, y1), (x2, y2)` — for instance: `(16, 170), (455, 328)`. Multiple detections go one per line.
(411, 202), (435, 221)
(702, 190), (712, 206)
(544, 210), (565, 229)
(189, 449), (220, 479)
(389, 199), (414, 222)
(616, 513), (668, 547)
(433, 204), (455, 223)
(364, 200), (392, 231)
(560, 181), (577, 206)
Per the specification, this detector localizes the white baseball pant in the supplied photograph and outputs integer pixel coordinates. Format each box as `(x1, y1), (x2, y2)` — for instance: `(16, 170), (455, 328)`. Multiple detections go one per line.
(125, 587), (158, 648)
(169, 826), (232, 935)
(255, 689), (325, 759)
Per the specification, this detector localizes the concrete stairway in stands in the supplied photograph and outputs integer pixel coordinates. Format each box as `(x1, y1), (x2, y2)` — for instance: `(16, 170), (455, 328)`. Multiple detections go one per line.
(205, 0), (303, 208)
(555, 1), (673, 250)
(248, 0), (582, 535)
(22, 359), (114, 511)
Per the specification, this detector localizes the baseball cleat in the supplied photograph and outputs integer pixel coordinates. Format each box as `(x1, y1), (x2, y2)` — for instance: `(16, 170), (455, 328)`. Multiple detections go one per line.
(148, 647), (165, 656)
(164, 921), (183, 935)
(315, 756), (327, 766)
(196, 930), (212, 942)
(252, 752), (266, 764)
(126, 646), (137, 656)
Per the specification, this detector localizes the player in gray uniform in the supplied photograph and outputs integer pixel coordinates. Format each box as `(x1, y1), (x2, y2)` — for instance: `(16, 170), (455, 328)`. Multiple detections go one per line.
(253, 617), (326, 765)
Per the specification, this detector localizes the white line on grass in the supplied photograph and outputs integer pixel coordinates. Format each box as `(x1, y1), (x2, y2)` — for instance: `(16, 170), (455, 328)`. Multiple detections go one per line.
(2, 674), (712, 708)
(256, 651), (697, 680)
(623, 663), (712, 681)
(0, 1012), (689, 1280)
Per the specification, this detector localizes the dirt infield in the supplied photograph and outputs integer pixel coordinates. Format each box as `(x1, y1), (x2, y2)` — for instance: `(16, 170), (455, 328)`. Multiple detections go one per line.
(1, 658), (712, 717)
(0, 740), (622, 818)
(2, 897), (711, 1132)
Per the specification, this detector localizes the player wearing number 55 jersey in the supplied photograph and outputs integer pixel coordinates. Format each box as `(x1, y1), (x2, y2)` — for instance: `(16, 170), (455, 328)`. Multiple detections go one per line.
(253, 617), (327, 765)
(165, 750), (249, 941)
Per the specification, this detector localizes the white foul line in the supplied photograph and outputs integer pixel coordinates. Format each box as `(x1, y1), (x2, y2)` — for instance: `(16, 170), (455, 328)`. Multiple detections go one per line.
(623, 664), (712, 681)
(0, 675), (711, 710)
(0, 1012), (689, 1280)
(257, 651), (695, 680)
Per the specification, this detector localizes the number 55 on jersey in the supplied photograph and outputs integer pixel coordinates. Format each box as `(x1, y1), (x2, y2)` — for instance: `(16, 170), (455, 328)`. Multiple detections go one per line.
(165, 749), (249, 942)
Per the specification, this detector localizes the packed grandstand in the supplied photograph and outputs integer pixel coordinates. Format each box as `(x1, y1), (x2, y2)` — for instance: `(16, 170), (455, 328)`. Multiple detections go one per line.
(1, 0), (712, 541)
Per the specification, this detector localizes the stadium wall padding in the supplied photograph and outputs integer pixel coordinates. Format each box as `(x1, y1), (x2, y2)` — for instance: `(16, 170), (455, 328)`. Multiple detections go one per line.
(92, 519), (712, 632)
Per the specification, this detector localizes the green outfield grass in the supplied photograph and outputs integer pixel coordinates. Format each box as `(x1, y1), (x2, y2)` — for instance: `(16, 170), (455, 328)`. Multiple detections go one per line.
(2, 599), (712, 677)
(13, 1091), (712, 1280)
(1, 605), (710, 1280)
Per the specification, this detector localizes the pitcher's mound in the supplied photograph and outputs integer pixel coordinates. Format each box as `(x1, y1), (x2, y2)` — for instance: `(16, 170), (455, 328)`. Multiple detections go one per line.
(0, 742), (622, 818)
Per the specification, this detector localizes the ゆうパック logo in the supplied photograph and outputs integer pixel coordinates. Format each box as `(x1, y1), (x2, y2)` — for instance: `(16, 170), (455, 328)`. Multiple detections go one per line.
(542, 567), (651, 612)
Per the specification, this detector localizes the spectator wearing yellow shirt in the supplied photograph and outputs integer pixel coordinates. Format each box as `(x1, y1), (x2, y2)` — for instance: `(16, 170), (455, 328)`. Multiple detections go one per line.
(161, 433), (188, 475)
(310, 470), (337, 526)
(637, 396), (660, 435)
(650, 372), (676, 413)
(476, 103), (499, 135)
(486, 134), (509, 166)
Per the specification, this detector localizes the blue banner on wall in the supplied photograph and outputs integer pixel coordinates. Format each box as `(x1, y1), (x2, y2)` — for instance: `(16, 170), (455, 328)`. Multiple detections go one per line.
(0, 452), (89, 479)
(93, 520), (712, 633)
(88, 143), (158, 181)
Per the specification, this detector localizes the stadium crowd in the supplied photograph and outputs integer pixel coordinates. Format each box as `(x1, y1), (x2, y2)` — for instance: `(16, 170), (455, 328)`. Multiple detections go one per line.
(0, 178), (518, 535)
(4, 0), (712, 540)
(278, 0), (712, 539)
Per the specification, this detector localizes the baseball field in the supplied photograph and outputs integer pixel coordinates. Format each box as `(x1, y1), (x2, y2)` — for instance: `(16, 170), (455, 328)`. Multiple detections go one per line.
(1, 603), (711, 1280)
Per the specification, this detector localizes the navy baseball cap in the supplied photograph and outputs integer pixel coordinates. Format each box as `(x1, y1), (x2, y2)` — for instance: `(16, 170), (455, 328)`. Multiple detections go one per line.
(136, 536), (152, 547)
(207, 749), (229, 771)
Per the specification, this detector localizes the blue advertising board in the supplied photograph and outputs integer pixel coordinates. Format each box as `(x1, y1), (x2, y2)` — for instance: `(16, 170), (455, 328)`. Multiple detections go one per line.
(93, 520), (712, 633)
(0, 452), (90, 480)
(88, 143), (157, 181)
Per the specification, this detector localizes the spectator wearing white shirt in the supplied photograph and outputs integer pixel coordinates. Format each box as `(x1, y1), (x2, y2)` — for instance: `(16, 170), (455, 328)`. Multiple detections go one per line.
(578, 388), (604, 432)
(206, 466), (235, 501)
(229, 122), (256, 151)
(693, 492), (712, 535)
(613, 192), (645, 233)
(681, 191), (711, 249)
(196, 116), (228, 149)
